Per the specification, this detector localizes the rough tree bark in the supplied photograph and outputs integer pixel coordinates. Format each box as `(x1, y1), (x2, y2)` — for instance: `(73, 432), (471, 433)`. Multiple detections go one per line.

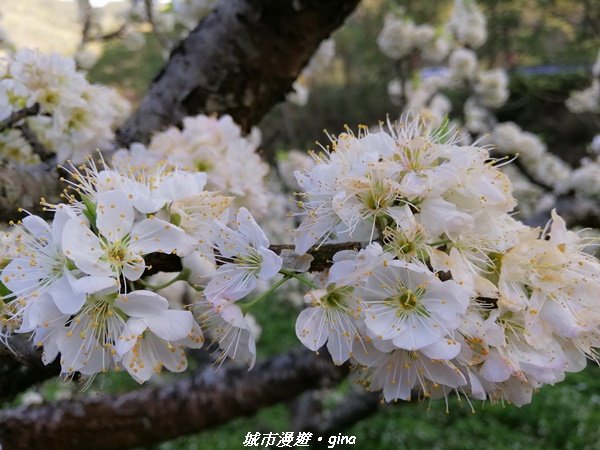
(0, 348), (347, 450)
(0, 0), (360, 221)
(117, 0), (361, 144)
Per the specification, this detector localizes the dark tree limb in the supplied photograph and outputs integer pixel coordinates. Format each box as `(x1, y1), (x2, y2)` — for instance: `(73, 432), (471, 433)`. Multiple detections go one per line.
(288, 389), (381, 449)
(15, 124), (53, 162)
(145, 242), (365, 276)
(0, 161), (60, 220)
(117, 0), (360, 144)
(0, 347), (348, 450)
(0, 335), (61, 403)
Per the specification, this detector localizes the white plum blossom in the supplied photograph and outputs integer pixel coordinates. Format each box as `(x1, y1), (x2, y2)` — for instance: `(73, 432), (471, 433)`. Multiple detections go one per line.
(358, 259), (469, 351)
(447, 0), (487, 49)
(62, 190), (190, 288)
(0, 49), (130, 164)
(115, 291), (204, 383)
(114, 115), (270, 217)
(1, 205), (86, 325)
(205, 207), (282, 301)
(296, 281), (362, 365)
(196, 296), (258, 368)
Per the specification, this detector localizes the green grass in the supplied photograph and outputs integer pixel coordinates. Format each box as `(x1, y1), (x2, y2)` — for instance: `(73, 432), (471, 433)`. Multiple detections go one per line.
(87, 32), (167, 100)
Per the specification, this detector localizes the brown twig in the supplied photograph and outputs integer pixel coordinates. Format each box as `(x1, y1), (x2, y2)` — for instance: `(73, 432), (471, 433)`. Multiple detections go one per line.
(0, 104), (40, 132)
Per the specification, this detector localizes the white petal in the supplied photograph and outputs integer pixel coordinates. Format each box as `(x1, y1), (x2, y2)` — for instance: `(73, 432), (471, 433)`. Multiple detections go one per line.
(295, 307), (328, 351)
(146, 310), (194, 341)
(129, 219), (190, 256)
(96, 190), (134, 242)
(257, 246), (282, 280)
(62, 218), (111, 276)
(123, 255), (146, 281)
(72, 275), (118, 294)
(22, 215), (51, 240)
(420, 338), (461, 360)
(48, 273), (86, 315)
(236, 207), (269, 248)
(51, 204), (77, 244)
(479, 349), (512, 383)
(115, 290), (168, 317)
(115, 318), (148, 355)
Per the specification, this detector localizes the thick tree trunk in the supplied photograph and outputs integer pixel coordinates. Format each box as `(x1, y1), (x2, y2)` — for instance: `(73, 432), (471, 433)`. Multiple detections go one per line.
(0, 348), (347, 450)
(117, 0), (360, 145)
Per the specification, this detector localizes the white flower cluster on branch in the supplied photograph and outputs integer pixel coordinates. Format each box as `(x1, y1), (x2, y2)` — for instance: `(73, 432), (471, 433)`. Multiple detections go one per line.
(292, 118), (600, 405)
(0, 117), (282, 382)
(113, 114), (270, 216)
(0, 49), (130, 164)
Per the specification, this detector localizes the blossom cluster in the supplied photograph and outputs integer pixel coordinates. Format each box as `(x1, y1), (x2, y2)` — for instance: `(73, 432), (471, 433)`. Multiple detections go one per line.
(377, 11), (449, 63)
(566, 49), (600, 114)
(0, 154), (282, 382)
(292, 118), (600, 405)
(0, 49), (130, 164)
(380, 1), (509, 133)
(113, 114), (270, 217)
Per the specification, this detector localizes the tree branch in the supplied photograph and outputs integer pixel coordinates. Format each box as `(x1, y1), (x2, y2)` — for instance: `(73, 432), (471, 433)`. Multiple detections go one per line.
(0, 347), (347, 450)
(145, 242), (365, 276)
(117, 0), (360, 145)
(0, 104), (40, 132)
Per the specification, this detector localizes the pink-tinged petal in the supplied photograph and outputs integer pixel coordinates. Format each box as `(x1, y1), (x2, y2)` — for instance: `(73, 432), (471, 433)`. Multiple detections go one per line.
(129, 218), (190, 256)
(257, 246), (282, 280)
(22, 214), (50, 240)
(115, 290), (168, 317)
(236, 207), (269, 248)
(115, 318), (148, 355)
(147, 310), (194, 341)
(295, 307), (328, 351)
(62, 218), (112, 276)
(96, 190), (134, 242)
